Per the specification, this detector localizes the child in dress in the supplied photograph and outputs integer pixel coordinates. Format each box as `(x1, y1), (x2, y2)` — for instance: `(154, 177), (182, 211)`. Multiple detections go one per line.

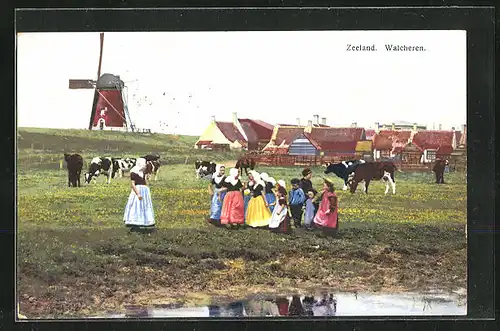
(288, 178), (306, 228)
(268, 185), (290, 233)
(304, 189), (316, 230)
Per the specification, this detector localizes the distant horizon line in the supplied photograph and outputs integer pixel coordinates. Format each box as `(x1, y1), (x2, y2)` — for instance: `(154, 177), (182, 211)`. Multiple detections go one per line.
(17, 122), (467, 135)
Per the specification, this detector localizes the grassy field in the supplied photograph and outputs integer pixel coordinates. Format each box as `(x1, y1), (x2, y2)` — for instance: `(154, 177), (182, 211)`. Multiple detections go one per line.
(16, 128), (467, 318)
(17, 127), (241, 168)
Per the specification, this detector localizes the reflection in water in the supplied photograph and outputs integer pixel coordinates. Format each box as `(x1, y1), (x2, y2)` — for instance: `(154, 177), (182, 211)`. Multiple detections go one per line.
(92, 290), (465, 318)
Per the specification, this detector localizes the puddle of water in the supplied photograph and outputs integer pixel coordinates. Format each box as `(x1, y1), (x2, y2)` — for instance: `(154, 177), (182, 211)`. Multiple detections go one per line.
(90, 291), (466, 318)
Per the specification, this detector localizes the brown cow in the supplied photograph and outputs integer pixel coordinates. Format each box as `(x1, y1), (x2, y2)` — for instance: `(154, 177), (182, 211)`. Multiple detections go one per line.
(235, 156), (256, 176)
(64, 153), (83, 187)
(432, 159), (449, 184)
(348, 161), (401, 194)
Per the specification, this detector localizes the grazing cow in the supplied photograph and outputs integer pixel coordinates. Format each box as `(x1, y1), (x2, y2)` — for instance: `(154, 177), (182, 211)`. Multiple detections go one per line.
(84, 157), (114, 184)
(145, 159), (161, 181)
(111, 157), (137, 178)
(324, 160), (366, 191)
(142, 154), (160, 162)
(432, 159), (449, 184)
(348, 161), (401, 195)
(195, 160), (217, 179)
(63, 153), (83, 187)
(235, 156), (256, 176)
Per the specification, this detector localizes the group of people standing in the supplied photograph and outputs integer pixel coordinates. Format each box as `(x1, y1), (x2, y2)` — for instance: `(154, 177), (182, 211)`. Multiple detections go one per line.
(207, 165), (339, 234)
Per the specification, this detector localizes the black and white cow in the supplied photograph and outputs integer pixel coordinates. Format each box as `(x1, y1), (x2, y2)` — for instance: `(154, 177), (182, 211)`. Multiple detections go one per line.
(84, 157), (114, 184)
(195, 160), (217, 179)
(111, 157), (137, 179)
(142, 154), (160, 162)
(145, 159), (161, 181)
(64, 153), (83, 187)
(324, 159), (366, 191)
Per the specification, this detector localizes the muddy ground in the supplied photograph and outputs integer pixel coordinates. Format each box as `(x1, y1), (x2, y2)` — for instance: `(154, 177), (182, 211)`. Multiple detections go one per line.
(18, 222), (466, 318)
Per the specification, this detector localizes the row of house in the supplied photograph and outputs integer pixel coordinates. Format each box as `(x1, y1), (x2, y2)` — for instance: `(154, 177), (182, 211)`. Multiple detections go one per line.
(194, 113), (467, 163)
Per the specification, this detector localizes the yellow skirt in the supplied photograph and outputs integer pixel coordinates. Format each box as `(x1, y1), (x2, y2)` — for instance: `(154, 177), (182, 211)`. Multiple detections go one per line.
(246, 196), (272, 227)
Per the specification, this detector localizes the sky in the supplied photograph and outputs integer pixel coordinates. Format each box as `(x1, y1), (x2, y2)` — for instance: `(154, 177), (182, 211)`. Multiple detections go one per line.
(16, 30), (466, 136)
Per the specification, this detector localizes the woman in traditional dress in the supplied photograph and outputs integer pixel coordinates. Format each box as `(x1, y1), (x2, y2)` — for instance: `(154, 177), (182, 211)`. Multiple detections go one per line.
(260, 172), (277, 213)
(277, 179), (287, 191)
(123, 157), (155, 232)
(245, 171), (272, 228)
(243, 172), (255, 219)
(312, 178), (339, 235)
(268, 184), (291, 233)
(220, 168), (245, 227)
(207, 164), (226, 226)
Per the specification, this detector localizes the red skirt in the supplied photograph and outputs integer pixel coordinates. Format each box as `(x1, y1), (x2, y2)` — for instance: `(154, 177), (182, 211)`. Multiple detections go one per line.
(220, 191), (245, 225)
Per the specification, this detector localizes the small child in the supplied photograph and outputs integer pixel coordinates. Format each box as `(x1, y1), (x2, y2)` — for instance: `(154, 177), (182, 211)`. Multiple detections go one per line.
(304, 189), (316, 229)
(289, 178), (306, 228)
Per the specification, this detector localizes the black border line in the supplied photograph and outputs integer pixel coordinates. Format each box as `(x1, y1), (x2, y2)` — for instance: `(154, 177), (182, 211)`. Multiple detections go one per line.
(3, 5), (496, 331)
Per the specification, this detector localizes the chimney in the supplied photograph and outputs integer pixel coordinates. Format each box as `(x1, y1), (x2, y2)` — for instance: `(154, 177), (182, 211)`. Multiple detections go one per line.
(313, 114), (320, 125)
(391, 122), (396, 130)
(413, 123), (417, 131)
(321, 117), (327, 125)
(305, 120), (313, 133)
(296, 118), (301, 126)
(438, 124), (442, 131)
(462, 124), (466, 133)
(351, 122), (357, 128)
(451, 126), (455, 131)
(210, 116), (216, 123)
(232, 112), (238, 125)
(374, 122), (380, 133)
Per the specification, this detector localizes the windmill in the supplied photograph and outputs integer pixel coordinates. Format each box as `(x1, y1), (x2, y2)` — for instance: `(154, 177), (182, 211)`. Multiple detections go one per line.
(68, 33), (135, 131)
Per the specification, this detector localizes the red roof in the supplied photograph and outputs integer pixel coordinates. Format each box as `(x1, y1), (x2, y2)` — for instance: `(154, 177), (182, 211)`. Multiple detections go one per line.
(373, 130), (412, 150)
(412, 130), (454, 151)
(365, 129), (376, 140)
(195, 140), (213, 145)
(238, 118), (274, 142)
(271, 126), (305, 146)
(303, 127), (364, 151)
(215, 121), (247, 145)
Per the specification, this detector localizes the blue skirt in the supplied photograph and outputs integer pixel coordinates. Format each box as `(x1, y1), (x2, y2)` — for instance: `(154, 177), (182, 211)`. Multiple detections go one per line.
(265, 193), (276, 213)
(123, 185), (155, 226)
(210, 190), (226, 220)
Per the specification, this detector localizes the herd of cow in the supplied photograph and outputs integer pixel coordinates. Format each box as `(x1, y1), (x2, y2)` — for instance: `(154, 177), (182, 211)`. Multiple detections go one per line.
(63, 153), (161, 187)
(63, 152), (450, 194)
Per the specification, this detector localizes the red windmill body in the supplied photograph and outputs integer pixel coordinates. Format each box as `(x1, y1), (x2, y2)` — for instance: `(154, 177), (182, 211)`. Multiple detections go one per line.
(68, 33), (134, 131)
